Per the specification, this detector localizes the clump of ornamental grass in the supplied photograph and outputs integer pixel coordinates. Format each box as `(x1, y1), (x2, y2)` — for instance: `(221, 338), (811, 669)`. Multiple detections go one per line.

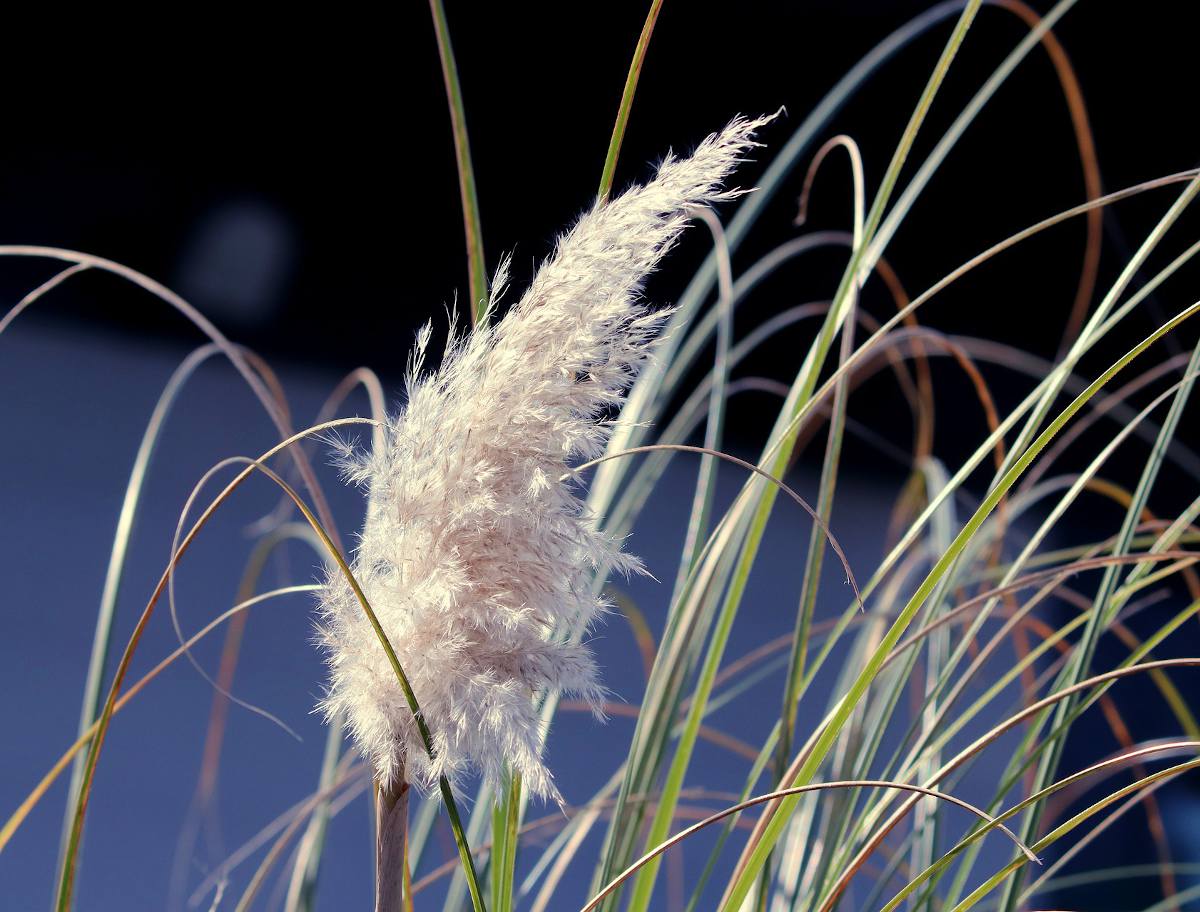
(5, 4), (1200, 912)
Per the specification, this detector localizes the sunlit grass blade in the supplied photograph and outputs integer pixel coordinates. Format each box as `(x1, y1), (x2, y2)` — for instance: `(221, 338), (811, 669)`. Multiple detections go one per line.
(489, 771), (522, 912)
(427, 0), (488, 323)
(597, 0), (664, 205)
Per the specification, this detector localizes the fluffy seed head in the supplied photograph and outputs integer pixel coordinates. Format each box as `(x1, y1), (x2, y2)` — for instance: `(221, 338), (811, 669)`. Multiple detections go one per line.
(316, 114), (772, 801)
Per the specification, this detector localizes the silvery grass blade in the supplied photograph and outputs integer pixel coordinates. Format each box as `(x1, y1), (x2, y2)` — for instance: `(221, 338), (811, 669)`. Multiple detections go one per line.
(57, 342), (228, 896)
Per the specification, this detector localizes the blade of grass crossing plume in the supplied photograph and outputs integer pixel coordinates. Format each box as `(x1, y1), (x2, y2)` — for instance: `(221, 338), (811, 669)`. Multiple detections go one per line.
(472, 5), (669, 903)
(428, 0), (488, 324)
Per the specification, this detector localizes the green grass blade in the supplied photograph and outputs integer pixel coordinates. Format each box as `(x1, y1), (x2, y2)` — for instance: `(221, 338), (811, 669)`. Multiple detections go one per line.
(489, 771), (521, 912)
(428, 0), (488, 324)
(597, 0), (664, 205)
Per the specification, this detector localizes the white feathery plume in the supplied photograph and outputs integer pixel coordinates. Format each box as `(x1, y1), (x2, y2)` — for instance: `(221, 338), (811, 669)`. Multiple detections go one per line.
(316, 114), (774, 802)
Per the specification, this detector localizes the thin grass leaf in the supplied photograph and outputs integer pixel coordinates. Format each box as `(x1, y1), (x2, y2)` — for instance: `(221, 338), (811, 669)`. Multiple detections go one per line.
(427, 0), (488, 323)
(596, 0), (664, 205)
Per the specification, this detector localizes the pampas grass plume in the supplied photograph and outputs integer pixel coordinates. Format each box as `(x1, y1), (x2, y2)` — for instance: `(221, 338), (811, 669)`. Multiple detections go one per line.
(316, 114), (773, 802)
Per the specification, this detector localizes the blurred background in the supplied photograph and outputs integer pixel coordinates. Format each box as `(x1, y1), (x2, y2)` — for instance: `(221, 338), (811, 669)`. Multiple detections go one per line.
(2, 1), (1199, 908)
